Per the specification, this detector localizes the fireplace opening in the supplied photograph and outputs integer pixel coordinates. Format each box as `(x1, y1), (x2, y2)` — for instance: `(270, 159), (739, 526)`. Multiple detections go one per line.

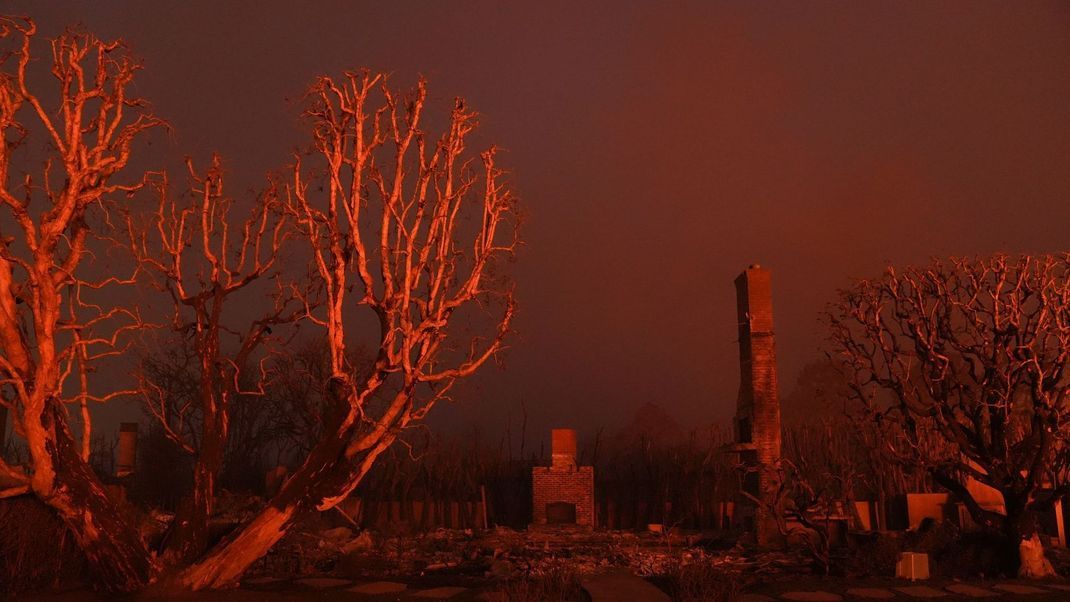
(546, 501), (577, 524)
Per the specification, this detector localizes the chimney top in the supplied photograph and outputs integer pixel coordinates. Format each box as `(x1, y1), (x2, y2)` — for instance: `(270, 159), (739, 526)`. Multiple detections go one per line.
(551, 428), (578, 469)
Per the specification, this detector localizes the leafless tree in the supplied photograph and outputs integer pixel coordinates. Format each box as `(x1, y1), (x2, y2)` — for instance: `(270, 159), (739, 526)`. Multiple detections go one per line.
(0, 18), (163, 590)
(0, 17), (518, 591)
(128, 156), (299, 563)
(828, 255), (1070, 571)
(738, 457), (841, 574)
(177, 71), (518, 588)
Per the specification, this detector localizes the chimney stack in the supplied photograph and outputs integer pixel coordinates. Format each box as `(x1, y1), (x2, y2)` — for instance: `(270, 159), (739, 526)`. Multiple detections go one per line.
(551, 428), (577, 469)
(116, 422), (138, 478)
(733, 264), (783, 546)
(734, 264), (781, 459)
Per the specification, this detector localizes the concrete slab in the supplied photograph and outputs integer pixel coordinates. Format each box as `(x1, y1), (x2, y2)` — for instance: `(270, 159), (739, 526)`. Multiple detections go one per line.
(296, 577), (352, 589)
(780, 592), (842, 601)
(991, 583), (1049, 595)
(845, 587), (896, 599)
(944, 584), (998, 597)
(348, 581), (408, 595)
(895, 585), (948, 598)
(1044, 583), (1070, 591)
(581, 570), (671, 602)
(412, 586), (469, 599)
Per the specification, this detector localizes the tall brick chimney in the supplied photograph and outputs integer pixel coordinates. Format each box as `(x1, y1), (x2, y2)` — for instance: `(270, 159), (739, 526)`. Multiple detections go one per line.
(734, 264), (783, 546)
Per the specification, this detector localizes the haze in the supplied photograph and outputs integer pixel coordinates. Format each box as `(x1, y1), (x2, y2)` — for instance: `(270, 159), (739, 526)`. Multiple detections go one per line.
(16, 1), (1070, 442)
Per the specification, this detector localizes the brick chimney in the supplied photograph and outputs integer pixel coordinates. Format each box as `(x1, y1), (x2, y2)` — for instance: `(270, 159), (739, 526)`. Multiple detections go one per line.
(551, 428), (578, 469)
(532, 428), (594, 527)
(733, 264), (783, 546)
(735, 264), (781, 460)
(116, 422), (138, 478)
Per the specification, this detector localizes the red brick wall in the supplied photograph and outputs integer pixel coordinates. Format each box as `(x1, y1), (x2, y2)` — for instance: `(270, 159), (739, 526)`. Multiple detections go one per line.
(532, 465), (595, 527)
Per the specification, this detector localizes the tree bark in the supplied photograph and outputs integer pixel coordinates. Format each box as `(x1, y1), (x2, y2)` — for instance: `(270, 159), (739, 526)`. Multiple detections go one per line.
(1019, 532), (1055, 578)
(32, 401), (157, 592)
(0, 404), (7, 451)
(999, 502), (1056, 578)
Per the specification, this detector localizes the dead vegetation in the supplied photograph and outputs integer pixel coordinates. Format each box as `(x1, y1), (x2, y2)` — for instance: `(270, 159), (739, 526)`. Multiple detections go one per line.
(829, 255), (1070, 576)
(0, 16), (518, 592)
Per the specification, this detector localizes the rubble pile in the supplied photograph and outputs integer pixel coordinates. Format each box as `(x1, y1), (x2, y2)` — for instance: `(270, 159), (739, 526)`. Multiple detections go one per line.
(243, 520), (808, 587)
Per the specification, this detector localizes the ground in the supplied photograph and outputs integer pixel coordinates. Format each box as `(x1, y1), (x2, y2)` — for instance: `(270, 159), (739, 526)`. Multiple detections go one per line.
(14, 523), (1070, 600)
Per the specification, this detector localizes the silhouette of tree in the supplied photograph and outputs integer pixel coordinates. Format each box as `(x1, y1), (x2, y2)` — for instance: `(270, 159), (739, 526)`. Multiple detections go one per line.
(828, 255), (1070, 574)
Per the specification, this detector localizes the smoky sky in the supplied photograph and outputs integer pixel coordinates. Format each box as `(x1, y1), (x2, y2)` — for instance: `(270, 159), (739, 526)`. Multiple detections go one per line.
(13, 1), (1070, 446)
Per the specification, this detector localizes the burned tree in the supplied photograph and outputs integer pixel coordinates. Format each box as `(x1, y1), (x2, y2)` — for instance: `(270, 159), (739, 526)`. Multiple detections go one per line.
(0, 17), (517, 591)
(828, 255), (1070, 573)
(177, 71), (518, 589)
(129, 157), (297, 563)
(0, 19), (162, 590)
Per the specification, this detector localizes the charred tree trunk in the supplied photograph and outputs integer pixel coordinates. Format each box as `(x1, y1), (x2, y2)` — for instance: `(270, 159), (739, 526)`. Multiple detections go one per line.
(999, 495), (1055, 577)
(165, 410), (227, 563)
(0, 404), (7, 451)
(163, 317), (227, 564)
(940, 469), (1053, 577)
(175, 418), (395, 590)
(32, 401), (157, 592)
